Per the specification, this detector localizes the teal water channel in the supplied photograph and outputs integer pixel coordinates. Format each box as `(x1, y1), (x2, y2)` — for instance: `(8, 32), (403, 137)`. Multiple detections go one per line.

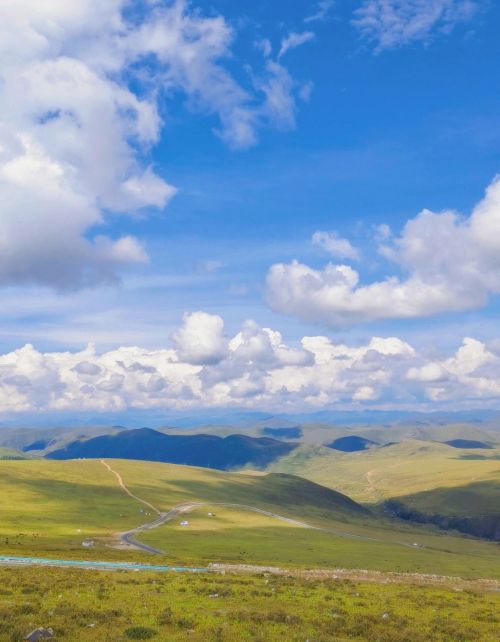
(0, 555), (207, 573)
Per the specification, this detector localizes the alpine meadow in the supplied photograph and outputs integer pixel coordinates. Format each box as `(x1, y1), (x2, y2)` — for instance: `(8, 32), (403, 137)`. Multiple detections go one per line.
(0, 1), (499, 641)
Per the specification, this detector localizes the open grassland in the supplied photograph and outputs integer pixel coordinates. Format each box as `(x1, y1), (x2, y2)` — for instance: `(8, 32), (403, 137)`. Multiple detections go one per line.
(393, 479), (500, 516)
(137, 503), (500, 578)
(267, 440), (500, 541)
(0, 460), (155, 558)
(102, 459), (367, 523)
(0, 459), (499, 579)
(108, 460), (500, 578)
(0, 565), (499, 642)
(0, 448), (26, 460)
(267, 440), (500, 505)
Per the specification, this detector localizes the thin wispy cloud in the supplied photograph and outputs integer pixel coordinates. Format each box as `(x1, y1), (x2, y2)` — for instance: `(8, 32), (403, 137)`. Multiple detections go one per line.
(353, 0), (480, 51)
(312, 231), (360, 261)
(305, 0), (334, 24)
(278, 31), (316, 59)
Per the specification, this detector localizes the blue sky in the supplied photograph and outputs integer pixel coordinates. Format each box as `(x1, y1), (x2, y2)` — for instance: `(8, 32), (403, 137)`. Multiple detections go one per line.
(1, 0), (500, 417)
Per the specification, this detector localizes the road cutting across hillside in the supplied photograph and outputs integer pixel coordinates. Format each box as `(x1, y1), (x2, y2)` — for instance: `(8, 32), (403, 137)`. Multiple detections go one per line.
(100, 460), (418, 554)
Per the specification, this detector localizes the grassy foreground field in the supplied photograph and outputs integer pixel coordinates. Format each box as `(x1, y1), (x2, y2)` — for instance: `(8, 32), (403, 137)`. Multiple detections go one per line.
(0, 458), (499, 641)
(0, 565), (499, 642)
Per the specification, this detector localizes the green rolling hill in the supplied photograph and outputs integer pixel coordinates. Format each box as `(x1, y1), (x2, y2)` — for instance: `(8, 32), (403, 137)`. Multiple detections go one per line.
(0, 458), (499, 579)
(267, 439), (500, 540)
(267, 439), (500, 500)
(0, 447), (27, 460)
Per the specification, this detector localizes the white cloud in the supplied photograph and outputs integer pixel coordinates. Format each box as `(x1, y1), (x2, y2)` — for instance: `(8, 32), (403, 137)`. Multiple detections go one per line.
(267, 176), (500, 327)
(305, 1), (335, 24)
(255, 38), (273, 58)
(171, 311), (228, 366)
(312, 231), (360, 260)
(1, 314), (499, 413)
(279, 31), (316, 59)
(257, 61), (298, 131)
(199, 260), (223, 273)
(0, 2), (172, 290)
(353, 0), (480, 51)
(0, 0), (307, 290)
(406, 362), (447, 383)
(352, 385), (377, 401)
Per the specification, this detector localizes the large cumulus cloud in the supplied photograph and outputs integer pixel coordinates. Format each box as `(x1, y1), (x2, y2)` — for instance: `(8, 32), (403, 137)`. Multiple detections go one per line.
(267, 177), (500, 327)
(0, 0), (306, 290)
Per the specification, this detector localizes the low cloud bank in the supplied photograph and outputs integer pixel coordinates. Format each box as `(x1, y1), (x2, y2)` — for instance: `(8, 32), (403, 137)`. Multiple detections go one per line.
(1, 312), (500, 413)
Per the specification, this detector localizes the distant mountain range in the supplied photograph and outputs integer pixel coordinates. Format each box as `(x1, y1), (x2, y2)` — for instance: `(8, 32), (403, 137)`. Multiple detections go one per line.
(46, 428), (298, 470)
(2, 407), (500, 429)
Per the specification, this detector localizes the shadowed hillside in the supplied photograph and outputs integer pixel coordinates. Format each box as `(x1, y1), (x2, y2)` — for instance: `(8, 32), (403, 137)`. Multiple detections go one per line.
(327, 435), (379, 452)
(47, 428), (298, 470)
(384, 480), (500, 540)
(444, 439), (492, 449)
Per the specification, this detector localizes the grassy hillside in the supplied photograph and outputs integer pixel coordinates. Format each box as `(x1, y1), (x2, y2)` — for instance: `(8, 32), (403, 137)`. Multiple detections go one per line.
(384, 478), (500, 540)
(0, 447), (27, 460)
(268, 439), (500, 540)
(1, 566), (499, 642)
(394, 479), (500, 517)
(0, 459), (499, 578)
(0, 458), (367, 558)
(267, 440), (500, 504)
(0, 460), (150, 556)
(97, 460), (500, 578)
(102, 459), (366, 521)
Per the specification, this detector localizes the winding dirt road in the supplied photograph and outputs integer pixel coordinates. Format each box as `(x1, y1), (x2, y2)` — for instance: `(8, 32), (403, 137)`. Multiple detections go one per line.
(100, 460), (162, 516)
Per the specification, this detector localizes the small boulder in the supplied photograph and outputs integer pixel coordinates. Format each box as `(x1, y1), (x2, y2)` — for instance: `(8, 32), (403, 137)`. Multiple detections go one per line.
(24, 628), (54, 642)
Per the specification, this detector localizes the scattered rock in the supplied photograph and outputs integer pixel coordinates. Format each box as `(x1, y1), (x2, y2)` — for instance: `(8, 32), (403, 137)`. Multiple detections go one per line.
(24, 627), (54, 642)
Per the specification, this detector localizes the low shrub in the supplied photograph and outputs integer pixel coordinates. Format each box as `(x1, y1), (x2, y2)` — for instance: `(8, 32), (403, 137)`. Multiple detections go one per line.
(157, 606), (173, 625)
(125, 626), (157, 639)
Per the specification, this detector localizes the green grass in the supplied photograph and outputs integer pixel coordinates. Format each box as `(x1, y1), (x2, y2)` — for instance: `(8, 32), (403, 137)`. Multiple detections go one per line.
(0, 448), (26, 460)
(0, 460), (154, 558)
(0, 565), (498, 642)
(138, 504), (500, 578)
(103, 459), (367, 522)
(0, 459), (499, 579)
(396, 479), (500, 517)
(267, 440), (500, 505)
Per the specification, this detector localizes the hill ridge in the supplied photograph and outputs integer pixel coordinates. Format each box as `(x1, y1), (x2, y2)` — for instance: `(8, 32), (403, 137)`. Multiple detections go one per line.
(47, 427), (298, 470)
